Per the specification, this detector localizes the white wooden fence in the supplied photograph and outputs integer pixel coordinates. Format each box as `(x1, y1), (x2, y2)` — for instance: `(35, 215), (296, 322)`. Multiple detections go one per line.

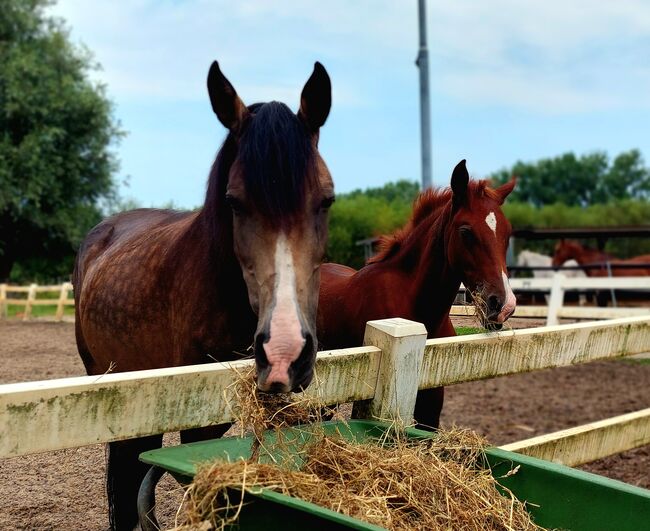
(454, 275), (650, 326)
(1, 315), (649, 469)
(3, 276), (648, 326)
(0, 282), (74, 321)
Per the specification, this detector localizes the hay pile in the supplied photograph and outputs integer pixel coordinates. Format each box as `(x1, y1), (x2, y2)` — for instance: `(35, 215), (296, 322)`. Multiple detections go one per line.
(174, 370), (542, 530)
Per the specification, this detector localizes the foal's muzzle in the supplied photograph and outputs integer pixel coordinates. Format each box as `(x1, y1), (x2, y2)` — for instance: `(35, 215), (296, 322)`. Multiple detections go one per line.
(483, 291), (516, 329)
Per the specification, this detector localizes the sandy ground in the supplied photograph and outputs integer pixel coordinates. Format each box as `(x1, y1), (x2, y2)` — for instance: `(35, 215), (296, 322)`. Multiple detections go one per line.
(1, 318), (649, 530)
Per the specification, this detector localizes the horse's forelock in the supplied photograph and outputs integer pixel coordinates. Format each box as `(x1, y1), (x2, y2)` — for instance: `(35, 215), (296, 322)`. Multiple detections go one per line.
(238, 102), (316, 224)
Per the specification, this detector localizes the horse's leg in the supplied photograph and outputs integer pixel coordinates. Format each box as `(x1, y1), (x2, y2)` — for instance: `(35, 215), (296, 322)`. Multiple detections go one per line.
(413, 387), (445, 431)
(350, 388), (444, 430)
(180, 424), (231, 444)
(106, 434), (163, 531)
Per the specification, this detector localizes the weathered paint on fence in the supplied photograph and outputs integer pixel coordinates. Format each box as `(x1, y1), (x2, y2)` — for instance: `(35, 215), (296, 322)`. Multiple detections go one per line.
(0, 345), (381, 458)
(501, 408), (650, 466)
(420, 316), (650, 389)
(3, 317), (649, 458)
(358, 318), (427, 423)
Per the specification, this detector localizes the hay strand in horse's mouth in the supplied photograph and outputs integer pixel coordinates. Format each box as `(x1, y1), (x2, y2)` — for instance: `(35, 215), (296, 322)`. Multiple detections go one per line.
(176, 369), (542, 531)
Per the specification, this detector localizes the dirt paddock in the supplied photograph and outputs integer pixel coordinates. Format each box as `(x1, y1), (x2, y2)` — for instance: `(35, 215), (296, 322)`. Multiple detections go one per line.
(1, 319), (649, 530)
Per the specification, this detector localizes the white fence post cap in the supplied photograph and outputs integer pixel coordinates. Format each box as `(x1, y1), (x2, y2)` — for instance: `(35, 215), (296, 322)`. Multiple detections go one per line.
(365, 318), (427, 337)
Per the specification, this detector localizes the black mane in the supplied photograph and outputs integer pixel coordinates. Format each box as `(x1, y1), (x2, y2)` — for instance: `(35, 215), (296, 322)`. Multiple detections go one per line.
(202, 102), (316, 243)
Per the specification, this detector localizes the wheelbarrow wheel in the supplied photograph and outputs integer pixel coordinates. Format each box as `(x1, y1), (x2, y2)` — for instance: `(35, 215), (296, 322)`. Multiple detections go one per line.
(138, 465), (166, 531)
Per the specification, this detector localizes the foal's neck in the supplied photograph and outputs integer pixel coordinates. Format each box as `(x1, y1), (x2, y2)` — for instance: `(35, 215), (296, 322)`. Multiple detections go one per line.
(390, 201), (460, 330)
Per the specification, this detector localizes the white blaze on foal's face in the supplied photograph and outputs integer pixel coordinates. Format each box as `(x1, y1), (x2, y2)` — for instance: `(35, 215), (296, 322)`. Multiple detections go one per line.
(498, 270), (517, 322)
(485, 211), (497, 236)
(262, 233), (306, 387)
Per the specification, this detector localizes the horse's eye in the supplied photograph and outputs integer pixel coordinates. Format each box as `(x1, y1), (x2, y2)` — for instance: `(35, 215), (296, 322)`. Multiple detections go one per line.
(459, 226), (475, 242)
(225, 194), (245, 214)
(320, 196), (335, 211)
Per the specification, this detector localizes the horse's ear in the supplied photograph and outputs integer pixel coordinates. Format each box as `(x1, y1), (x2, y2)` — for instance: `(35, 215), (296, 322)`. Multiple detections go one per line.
(299, 62), (331, 133)
(207, 61), (248, 131)
(495, 177), (516, 205)
(451, 159), (469, 207)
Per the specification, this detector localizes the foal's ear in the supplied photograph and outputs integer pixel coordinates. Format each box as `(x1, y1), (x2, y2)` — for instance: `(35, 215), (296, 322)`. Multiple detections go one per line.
(451, 159), (469, 207)
(207, 61), (248, 131)
(299, 62), (331, 133)
(495, 177), (516, 205)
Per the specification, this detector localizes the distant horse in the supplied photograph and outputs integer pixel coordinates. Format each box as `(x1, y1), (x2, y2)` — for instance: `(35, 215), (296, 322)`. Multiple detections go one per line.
(552, 240), (650, 277)
(517, 250), (585, 279)
(317, 160), (516, 429)
(73, 61), (334, 530)
(517, 250), (586, 304)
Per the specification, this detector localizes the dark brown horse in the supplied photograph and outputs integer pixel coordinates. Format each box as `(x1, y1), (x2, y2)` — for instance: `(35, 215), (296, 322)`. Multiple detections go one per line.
(317, 160), (516, 429)
(73, 61), (333, 529)
(552, 240), (650, 277)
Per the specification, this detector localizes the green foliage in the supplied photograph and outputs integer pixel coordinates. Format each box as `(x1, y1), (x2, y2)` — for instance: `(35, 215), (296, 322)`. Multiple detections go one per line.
(326, 173), (650, 268)
(491, 150), (650, 207)
(504, 199), (650, 257)
(6, 302), (75, 318)
(0, 0), (122, 282)
(327, 180), (419, 268)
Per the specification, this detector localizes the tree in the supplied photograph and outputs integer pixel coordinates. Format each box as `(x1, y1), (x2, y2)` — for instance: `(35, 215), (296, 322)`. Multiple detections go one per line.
(490, 150), (650, 207)
(0, 0), (122, 281)
(327, 180), (419, 268)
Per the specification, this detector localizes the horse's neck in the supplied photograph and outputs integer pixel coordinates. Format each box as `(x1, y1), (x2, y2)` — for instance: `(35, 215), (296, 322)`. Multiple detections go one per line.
(416, 227), (460, 329)
(575, 247), (609, 264)
(389, 208), (459, 331)
(183, 211), (249, 307)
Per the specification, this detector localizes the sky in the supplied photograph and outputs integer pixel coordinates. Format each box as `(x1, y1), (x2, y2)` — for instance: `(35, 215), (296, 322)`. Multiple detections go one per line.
(50, 1), (650, 209)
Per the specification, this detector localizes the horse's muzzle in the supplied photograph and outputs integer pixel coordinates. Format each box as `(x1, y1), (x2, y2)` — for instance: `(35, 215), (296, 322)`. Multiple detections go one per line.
(484, 292), (516, 328)
(255, 331), (316, 393)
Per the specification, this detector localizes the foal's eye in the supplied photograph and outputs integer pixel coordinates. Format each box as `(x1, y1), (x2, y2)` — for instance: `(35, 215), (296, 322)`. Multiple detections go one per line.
(459, 226), (475, 243)
(319, 196), (335, 211)
(225, 194), (245, 214)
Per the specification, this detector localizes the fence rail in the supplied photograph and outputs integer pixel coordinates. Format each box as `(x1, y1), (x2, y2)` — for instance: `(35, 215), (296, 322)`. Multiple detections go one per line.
(1, 316), (649, 461)
(456, 274), (650, 326)
(450, 304), (650, 320)
(501, 408), (650, 467)
(0, 282), (74, 321)
(4, 275), (649, 325)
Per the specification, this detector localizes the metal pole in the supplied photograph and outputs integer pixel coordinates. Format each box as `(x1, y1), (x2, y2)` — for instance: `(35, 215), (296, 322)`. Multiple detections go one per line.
(416, 0), (432, 189)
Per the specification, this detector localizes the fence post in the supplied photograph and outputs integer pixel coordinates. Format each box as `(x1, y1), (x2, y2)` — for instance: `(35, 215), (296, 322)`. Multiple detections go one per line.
(55, 283), (66, 321)
(23, 283), (37, 322)
(0, 284), (6, 319)
(355, 318), (427, 424)
(546, 273), (565, 326)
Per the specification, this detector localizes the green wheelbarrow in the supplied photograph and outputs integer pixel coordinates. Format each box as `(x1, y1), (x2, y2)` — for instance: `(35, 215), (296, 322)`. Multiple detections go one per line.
(137, 420), (650, 530)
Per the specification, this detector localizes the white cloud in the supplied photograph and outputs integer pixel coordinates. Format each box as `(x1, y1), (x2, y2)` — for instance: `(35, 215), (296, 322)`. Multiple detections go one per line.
(51, 0), (412, 106)
(430, 0), (650, 112)
(50, 0), (650, 113)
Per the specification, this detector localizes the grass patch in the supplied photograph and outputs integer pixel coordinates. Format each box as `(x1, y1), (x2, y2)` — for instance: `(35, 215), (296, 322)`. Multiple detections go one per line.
(455, 326), (485, 336)
(5, 304), (75, 318)
(620, 357), (650, 366)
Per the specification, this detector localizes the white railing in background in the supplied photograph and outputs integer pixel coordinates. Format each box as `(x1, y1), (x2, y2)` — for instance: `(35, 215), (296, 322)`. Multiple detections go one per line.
(3, 275), (648, 325)
(454, 274), (650, 325)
